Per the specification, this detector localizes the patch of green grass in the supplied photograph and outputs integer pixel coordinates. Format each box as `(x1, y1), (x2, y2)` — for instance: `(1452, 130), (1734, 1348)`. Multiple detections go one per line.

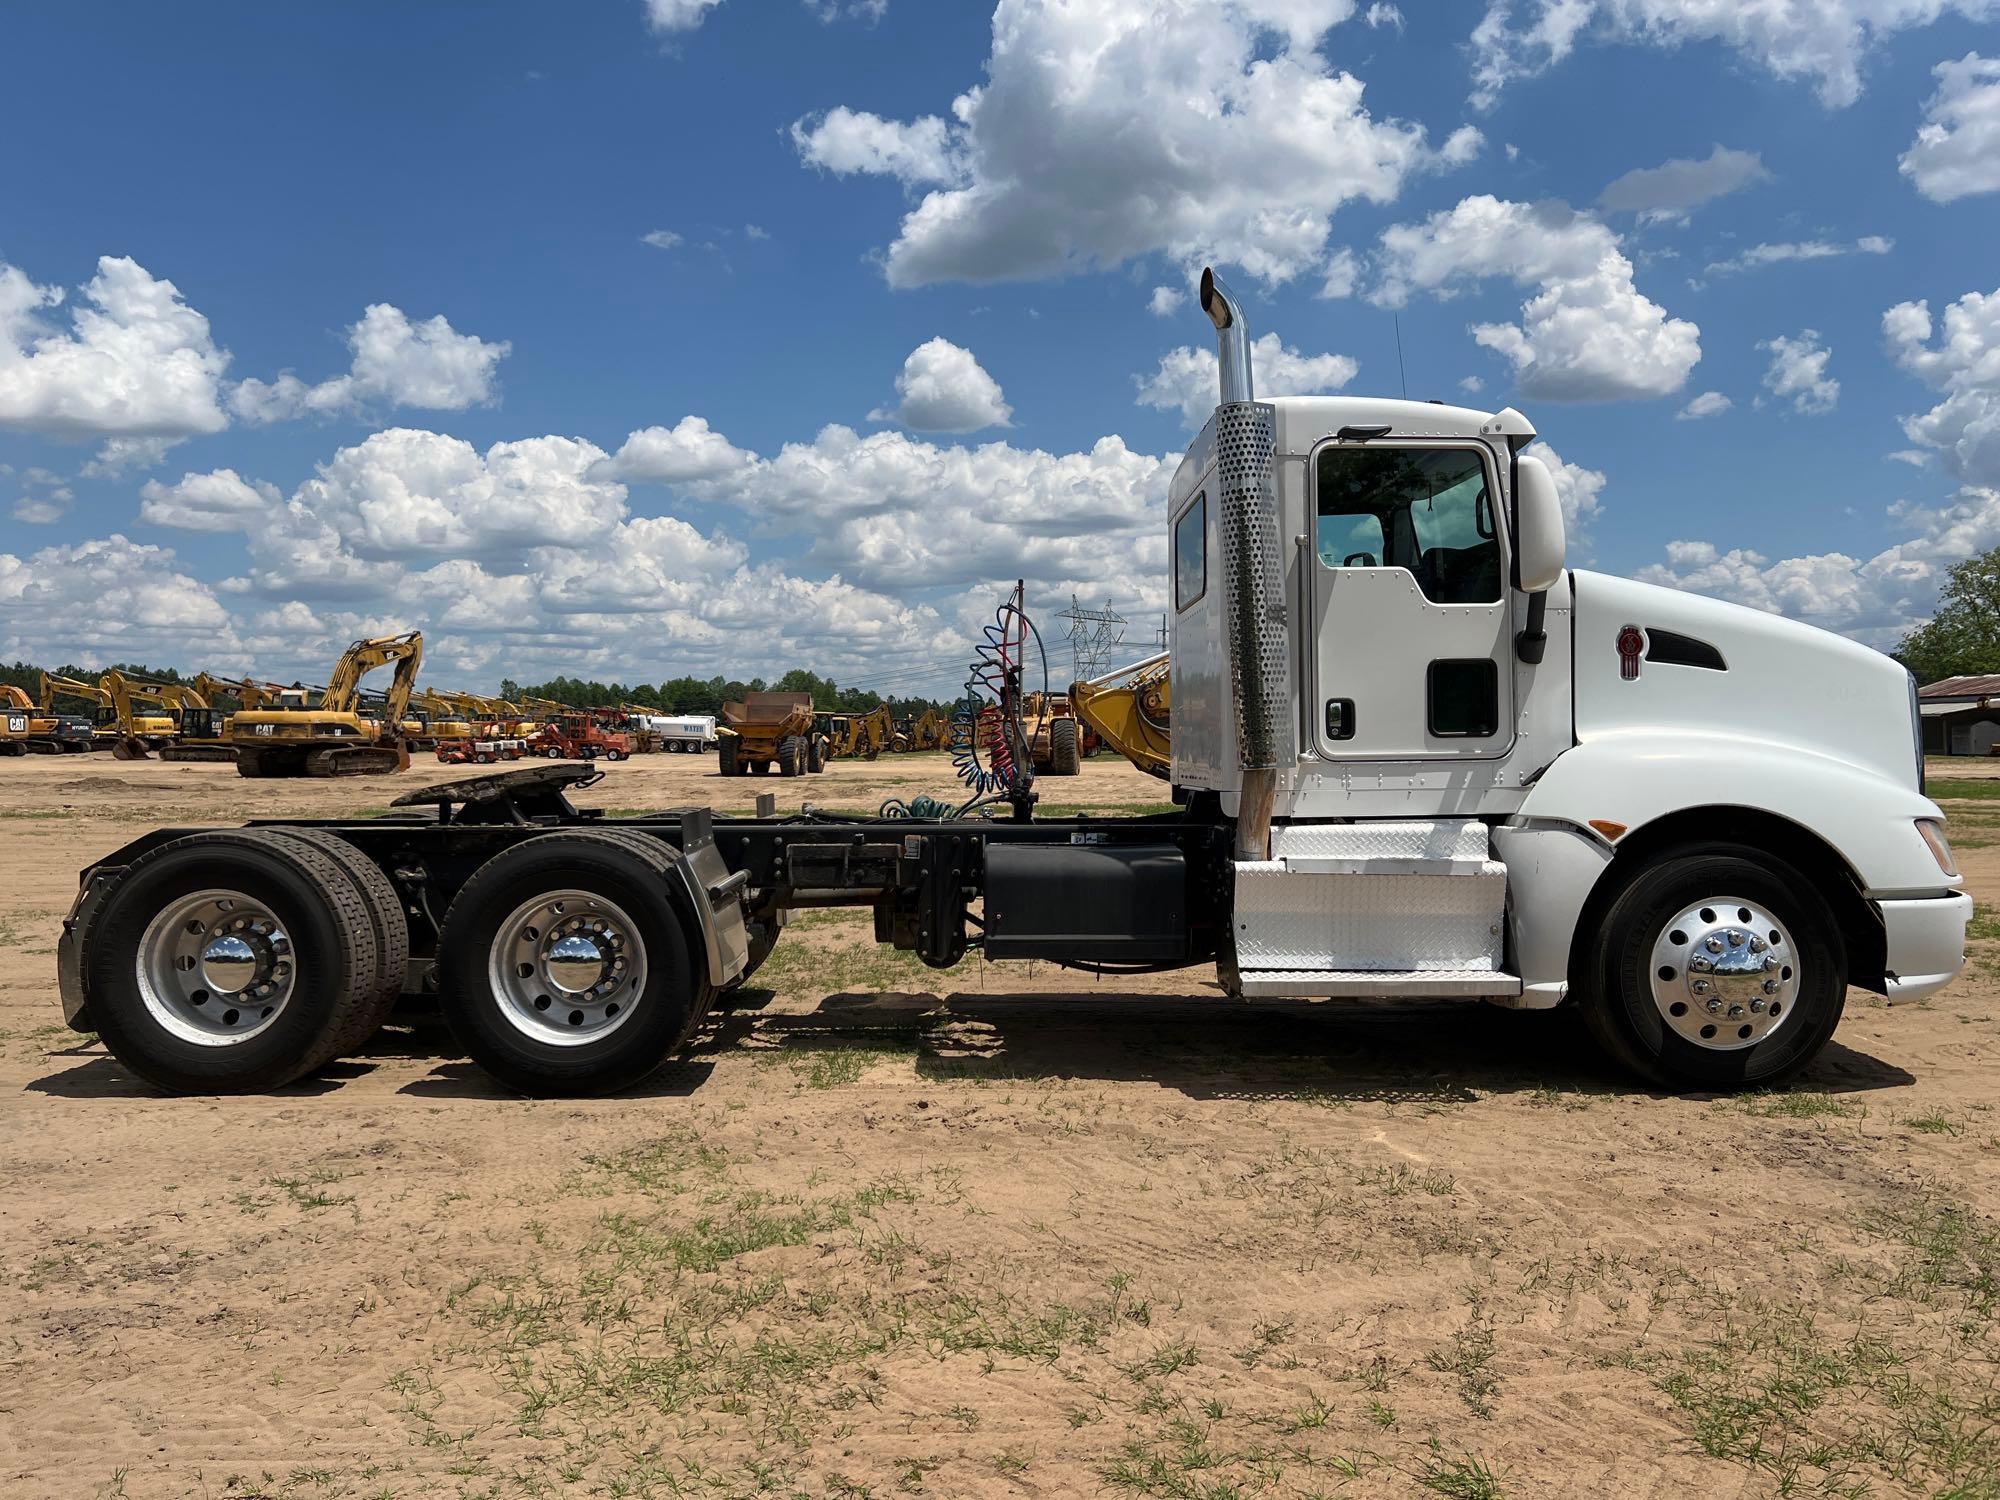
(1427, 1318), (1499, 1419)
(787, 1047), (901, 1089)
(266, 1167), (355, 1212)
(1413, 1441), (1506, 1499)
(1360, 1162), (1457, 1197)
(1967, 904), (2000, 942)
(1905, 1110), (1964, 1136)
(1734, 1091), (1863, 1120)
(1927, 778), (2000, 800)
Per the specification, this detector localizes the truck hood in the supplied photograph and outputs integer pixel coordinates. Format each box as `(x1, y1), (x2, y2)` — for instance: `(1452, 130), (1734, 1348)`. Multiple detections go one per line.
(1570, 570), (1921, 792)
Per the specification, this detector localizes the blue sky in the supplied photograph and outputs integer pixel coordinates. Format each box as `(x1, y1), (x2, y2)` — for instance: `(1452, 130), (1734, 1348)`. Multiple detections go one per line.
(3, 0), (1998, 698)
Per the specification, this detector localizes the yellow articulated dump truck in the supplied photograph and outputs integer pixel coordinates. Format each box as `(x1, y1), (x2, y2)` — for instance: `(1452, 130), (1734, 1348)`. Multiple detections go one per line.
(719, 691), (821, 777)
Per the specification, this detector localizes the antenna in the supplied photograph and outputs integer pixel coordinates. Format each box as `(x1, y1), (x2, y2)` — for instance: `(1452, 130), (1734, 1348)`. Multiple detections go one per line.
(1393, 312), (1408, 399)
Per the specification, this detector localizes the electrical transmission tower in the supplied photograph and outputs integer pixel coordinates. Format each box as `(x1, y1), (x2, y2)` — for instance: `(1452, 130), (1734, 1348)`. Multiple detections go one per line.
(1056, 596), (1127, 681)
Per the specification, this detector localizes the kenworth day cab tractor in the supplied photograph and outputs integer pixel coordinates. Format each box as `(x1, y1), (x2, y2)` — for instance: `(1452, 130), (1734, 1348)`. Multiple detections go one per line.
(57, 271), (1969, 1097)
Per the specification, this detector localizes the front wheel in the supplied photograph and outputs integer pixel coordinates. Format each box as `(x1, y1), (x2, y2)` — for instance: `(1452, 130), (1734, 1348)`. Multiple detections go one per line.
(1578, 846), (1845, 1091)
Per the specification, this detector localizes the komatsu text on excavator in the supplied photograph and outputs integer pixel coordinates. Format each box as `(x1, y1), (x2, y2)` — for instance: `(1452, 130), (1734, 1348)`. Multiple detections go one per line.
(57, 275), (1968, 1099)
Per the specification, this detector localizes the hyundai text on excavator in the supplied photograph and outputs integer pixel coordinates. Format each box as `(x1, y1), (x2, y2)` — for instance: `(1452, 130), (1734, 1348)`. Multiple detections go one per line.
(56, 272), (1969, 1099)
(228, 632), (424, 778)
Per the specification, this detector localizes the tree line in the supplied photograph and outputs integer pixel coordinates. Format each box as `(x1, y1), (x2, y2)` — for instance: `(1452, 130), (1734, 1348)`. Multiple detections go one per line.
(502, 668), (959, 718)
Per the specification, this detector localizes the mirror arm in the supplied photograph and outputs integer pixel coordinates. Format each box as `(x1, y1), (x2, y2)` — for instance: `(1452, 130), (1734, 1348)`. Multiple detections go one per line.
(1515, 589), (1548, 665)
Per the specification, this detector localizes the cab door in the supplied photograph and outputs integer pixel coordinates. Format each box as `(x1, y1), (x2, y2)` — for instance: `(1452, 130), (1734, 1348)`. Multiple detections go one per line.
(1307, 438), (1515, 761)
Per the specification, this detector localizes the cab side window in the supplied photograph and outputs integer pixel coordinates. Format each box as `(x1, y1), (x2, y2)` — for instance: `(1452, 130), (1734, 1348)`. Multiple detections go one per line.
(1174, 492), (1206, 610)
(1315, 447), (1500, 605)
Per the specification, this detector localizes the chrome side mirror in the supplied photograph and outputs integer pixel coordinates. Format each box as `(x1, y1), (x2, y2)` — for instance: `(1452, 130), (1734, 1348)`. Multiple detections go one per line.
(1513, 453), (1567, 594)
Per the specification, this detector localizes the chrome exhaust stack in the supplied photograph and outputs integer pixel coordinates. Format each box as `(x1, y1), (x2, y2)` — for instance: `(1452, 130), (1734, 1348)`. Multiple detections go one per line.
(1197, 268), (1291, 862)
(1201, 267), (1255, 404)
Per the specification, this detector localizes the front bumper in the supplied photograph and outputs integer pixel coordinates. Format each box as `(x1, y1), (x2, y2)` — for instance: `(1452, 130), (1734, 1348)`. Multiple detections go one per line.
(1878, 891), (1973, 1003)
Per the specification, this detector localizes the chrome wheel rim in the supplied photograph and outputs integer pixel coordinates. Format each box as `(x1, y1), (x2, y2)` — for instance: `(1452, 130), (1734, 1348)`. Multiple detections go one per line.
(489, 889), (647, 1046)
(137, 889), (296, 1046)
(1649, 896), (1799, 1051)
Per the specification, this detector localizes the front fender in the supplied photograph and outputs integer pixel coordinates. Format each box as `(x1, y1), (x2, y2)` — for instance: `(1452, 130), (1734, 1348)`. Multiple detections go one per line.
(1520, 729), (1954, 897)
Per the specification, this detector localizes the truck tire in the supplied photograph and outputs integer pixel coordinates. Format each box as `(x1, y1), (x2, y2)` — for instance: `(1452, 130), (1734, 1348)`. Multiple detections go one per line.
(275, 827), (410, 1059)
(1049, 717), (1081, 775)
(1577, 845), (1846, 1092)
(807, 735), (826, 773)
(718, 737), (740, 777)
(81, 830), (381, 1093)
(777, 735), (803, 777)
(435, 830), (710, 1095)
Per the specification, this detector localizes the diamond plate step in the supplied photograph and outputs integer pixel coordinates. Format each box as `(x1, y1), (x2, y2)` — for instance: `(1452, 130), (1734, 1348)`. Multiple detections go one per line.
(1236, 969), (1523, 999)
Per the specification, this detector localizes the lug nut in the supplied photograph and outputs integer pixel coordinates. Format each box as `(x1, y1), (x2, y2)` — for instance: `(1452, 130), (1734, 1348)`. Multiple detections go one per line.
(1705, 936), (1724, 953)
(1750, 998), (1766, 1014)
(1727, 1004), (1746, 1018)
(1763, 955), (1779, 971)
(1762, 978), (1779, 995)
(1749, 936), (1766, 953)
(1728, 930), (1745, 947)
(1706, 998), (1724, 1014)
(1691, 956), (1713, 973)
(1691, 979), (1710, 994)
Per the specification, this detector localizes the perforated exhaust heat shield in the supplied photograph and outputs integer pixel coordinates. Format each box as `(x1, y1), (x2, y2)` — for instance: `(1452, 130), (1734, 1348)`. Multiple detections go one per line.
(1214, 401), (1291, 771)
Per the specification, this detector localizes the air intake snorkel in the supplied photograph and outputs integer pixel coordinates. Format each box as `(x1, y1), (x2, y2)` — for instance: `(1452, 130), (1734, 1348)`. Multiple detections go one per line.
(1198, 268), (1291, 862)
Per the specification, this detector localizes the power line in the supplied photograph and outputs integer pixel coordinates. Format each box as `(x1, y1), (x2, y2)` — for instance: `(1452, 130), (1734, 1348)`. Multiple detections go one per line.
(1055, 595), (1127, 682)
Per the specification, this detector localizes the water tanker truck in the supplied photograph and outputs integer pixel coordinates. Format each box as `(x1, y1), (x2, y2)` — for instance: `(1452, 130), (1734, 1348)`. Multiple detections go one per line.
(55, 270), (1968, 1097)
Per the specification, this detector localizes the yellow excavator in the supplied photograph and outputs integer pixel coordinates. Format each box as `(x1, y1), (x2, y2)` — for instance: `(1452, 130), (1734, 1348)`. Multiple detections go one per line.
(411, 690), (475, 744)
(1, 683), (93, 754)
(42, 672), (173, 753)
(95, 671), (184, 759)
(229, 631), (424, 778)
(1070, 653), (1171, 781)
(150, 679), (240, 763)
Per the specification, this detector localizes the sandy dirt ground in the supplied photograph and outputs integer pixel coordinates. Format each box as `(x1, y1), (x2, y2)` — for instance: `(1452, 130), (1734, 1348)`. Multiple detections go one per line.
(1, 750), (1997, 1499)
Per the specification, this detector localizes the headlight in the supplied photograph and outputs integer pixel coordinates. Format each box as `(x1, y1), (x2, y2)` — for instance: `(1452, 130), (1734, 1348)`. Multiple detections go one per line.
(1917, 818), (1958, 878)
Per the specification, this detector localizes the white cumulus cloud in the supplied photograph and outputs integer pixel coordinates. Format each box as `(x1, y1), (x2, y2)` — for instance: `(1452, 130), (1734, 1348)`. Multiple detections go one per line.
(600, 415), (757, 484)
(1637, 484), (2000, 648)
(1135, 332), (1360, 428)
(0, 255), (230, 441)
(1468, 0), (1996, 110)
(790, 0), (1481, 288)
(1900, 52), (2000, 202)
(139, 468), (282, 532)
(645, 0), (724, 33)
(1885, 286), (2000, 486)
(1372, 195), (1700, 401)
(1760, 331), (1839, 414)
(231, 304), (509, 423)
(1676, 390), (1732, 420)
(869, 338), (1013, 432)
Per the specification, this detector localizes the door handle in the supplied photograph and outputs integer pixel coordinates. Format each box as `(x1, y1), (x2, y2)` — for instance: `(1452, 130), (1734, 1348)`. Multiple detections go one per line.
(1324, 698), (1355, 740)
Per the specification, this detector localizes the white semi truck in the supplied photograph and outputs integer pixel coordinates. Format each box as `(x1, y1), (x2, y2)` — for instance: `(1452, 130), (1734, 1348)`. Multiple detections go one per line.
(56, 270), (1969, 1097)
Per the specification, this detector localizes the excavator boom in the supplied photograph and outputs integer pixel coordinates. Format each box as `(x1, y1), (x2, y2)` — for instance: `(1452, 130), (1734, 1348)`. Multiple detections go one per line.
(1070, 653), (1171, 781)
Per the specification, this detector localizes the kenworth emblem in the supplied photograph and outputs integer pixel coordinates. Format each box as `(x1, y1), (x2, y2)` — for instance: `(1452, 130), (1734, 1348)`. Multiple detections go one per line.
(1616, 625), (1644, 680)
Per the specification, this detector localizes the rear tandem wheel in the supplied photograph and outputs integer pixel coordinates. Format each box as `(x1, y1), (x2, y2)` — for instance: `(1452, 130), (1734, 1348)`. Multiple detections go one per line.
(435, 830), (714, 1095)
(81, 829), (384, 1093)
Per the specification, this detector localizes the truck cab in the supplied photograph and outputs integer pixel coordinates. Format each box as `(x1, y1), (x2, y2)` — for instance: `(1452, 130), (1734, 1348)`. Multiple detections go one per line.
(1164, 269), (1968, 1085)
